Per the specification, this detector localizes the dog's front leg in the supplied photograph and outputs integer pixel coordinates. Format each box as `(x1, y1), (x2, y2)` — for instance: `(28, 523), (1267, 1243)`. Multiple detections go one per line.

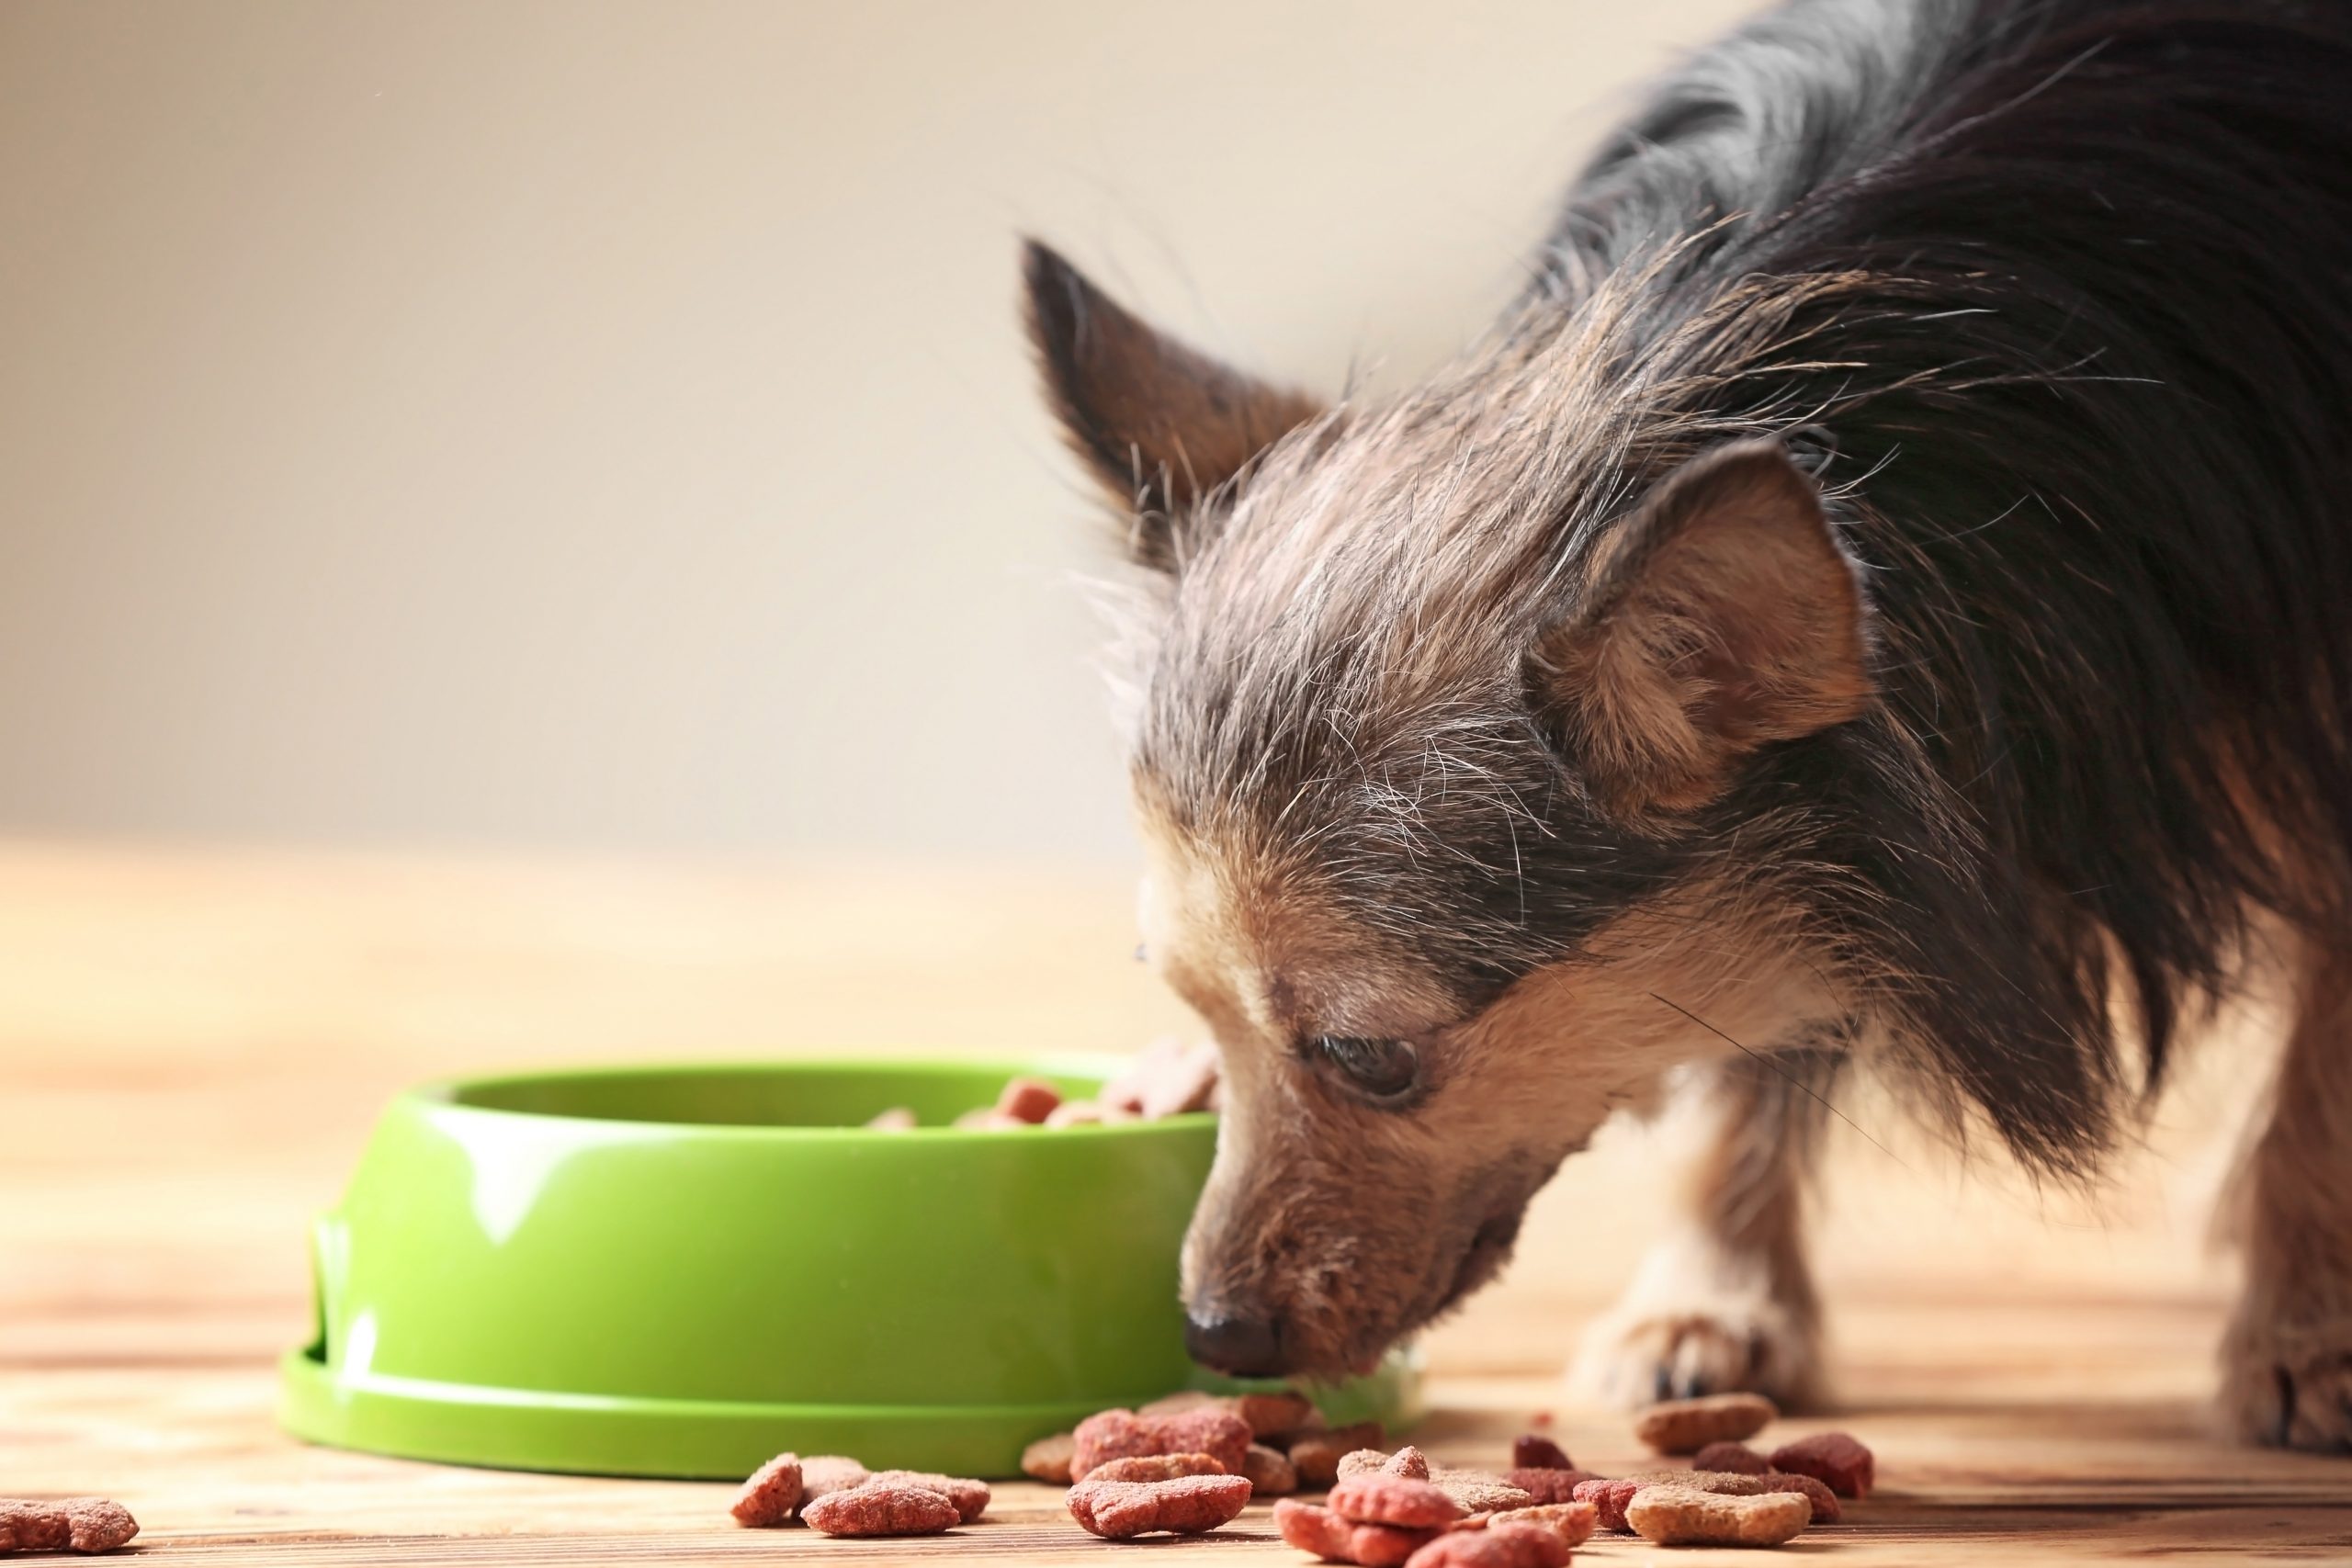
(1572, 1049), (1838, 1408)
(2221, 937), (2352, 1452)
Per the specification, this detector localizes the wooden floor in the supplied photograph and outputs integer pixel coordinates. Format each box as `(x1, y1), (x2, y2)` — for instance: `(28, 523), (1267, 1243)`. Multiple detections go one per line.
(4, 842), (2346, 1563)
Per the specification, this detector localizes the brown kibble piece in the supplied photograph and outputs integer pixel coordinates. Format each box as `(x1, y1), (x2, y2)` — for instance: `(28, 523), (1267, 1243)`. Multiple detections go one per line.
(1761, 1470), (1841, 1523)
(866, 1470), (989, 1523)
(1429, 1468), (1534, 1514)
(797, 1454), (872, 1503)
(1769, 1430), (1875, 1497)
(1083, 1452), (1227, 1484)
(995, 1076), (1062, 1123)
(1243, 1443), (1298, 1496)
(1575, 1470), (1777, 1532)
(1489, 1500), (1599, 1547)
(1043, 1099), (1102, 1126)
(1068, 1472), (1252, 1538)
(801, 1481), (959, 1537)
(1691, 1439), (1770, 1473)
(1625, 1483), (1812, 1546)
(1510, 1434), (1573, 1471)
(1633, 1391), (1779, 1454)
(1329, 1473), (1464, 1529)
(1072, 1406), (1251, 1479)
(1338, 1447), (1394, 1481)
(1501, 1468), (1600, 1504)
(1351, 1521), (1449, 1566)
(1402, 1520), (1571, 1568)
(1021, 1431), (1076, 1483)
(1291, 1421), (1387, 1487)
(863, 1106), (916, 1131)
(1385, 1445), (1432, 1480)
(1231, 1391), (1320, 1438)
(0, 1499), (140, 1554)
(1274, 1497), (1355, 1558)
(728, 1452), (804, 1526)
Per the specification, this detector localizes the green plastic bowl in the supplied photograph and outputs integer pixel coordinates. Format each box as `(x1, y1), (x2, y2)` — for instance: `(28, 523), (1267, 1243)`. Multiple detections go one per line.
(278, 1057), (1419, 1478)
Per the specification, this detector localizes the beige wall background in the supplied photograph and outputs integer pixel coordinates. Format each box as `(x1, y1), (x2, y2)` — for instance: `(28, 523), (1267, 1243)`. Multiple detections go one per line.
(0, 0), (1753, 859)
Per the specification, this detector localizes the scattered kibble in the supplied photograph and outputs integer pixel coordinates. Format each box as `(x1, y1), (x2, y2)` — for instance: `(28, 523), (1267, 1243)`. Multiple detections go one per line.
(0, 1499), (139, 1554)
(1625, 1483), (1812, 1547)
(797, 1454), (872, 1505)
(1067, 1472), (1252, 1538)
(1770, 1431), (1875, 1497)
(1487, 1500), (1598, 1548)
(1328, 1473), (1464, 1529)
(1500, 1468), (1598, 1504)
(1427, 1468), (1534, 1515)
(1690, 1438), (1770, 1473)
(801, 1481), (960, 1538)
(1021, 1430), (1077, 1483)
(1399, 1520), (1570, 1568)
(1072, 1406), (1252, 1480)
(1633, 1391), (1780, 1454)
(1243, 1442), (1300, 1495)
(865, 1470), (988, 1523)
(728, 1451), (804, 1526)
(1082, 1452), (1227, 1484)
(994, 1077), (1062, 1123)
(1291, 1421), (1387, 1487)
(1509, 1434), (1572, 1471)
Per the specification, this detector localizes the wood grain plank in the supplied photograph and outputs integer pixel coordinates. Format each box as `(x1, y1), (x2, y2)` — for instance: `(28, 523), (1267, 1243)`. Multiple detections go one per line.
(1, 844), (2344, 1564)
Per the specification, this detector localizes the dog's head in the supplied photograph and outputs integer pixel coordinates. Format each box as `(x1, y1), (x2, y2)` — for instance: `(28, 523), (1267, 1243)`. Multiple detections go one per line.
(1023, 243), (1876, 1377)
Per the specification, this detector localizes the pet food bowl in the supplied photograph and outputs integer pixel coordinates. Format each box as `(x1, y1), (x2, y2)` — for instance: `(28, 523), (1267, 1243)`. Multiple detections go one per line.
(278, 1057), (1419, 1478)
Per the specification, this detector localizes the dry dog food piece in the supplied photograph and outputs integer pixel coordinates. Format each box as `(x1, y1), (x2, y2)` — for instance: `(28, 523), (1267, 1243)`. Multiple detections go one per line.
(1575, 1470), (1777, 1532)
(864, 1107), (917, 1131)
(1399, 1520), (1571, 1568)
(865, 1470), (989, 1524)
(1084, 1452), (1228, 1484)
(1274, 1497), (1355, 1558)
(995, 1076), (1063, 1123)
(1229, 1391), (1320, 1438)
(0, 1499), (139, 1554)
(951, 1106), (1025, 1129)
(1350, 1522), (1449, 1567)
(1690, 1439), (1770, 1473)
(797, 1455), (872, 1503)
(1021, 1431), (1077, 1483)
(801, 1481), (960, 1537)
(1770, 1431), (1874, 1497)
(1328, 1473), (1464, 1529)
(1487, 1500), (1599, 1548)
(1244, 1443), (1299, 1495)
(1510, 1434), (1573, 1471)
(1068, 1473), (1252, 1538)
(728, 1452), (805, 1526)
(1428, 1469), (1534, 1515)
(1385, 1446), (1432, 1480)
(1072, 1406), (1252, 1479)
(1500, 1468), (1599, 1505)
(1291, 1421), (1388, 1487)
(1043, 1100), (1108, 1126)
(1625, 1483), (1811, 1547)
(1633, 1391), (1779, 1454)
(1760, 1470), (1841, 1523)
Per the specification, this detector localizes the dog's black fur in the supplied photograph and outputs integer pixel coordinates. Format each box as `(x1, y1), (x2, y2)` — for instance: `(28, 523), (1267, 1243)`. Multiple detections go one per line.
(1523, 0), (2352, 1173)
(1066, 0), (2352, 1173)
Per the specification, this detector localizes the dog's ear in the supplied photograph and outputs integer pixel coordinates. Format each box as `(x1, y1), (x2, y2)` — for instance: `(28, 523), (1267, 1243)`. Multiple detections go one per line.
(1022, 239), (1323, 573)
(1531, 438), (1871, 818)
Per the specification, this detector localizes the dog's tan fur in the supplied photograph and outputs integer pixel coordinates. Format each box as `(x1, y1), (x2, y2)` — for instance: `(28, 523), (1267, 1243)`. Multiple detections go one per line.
(1142, 801), (1849, 1376)
(2220, 938), (2352, 1447)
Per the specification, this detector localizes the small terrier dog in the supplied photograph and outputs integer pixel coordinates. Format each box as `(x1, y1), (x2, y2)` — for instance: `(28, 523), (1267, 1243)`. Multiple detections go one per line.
(1023, 0), (2352, 1450)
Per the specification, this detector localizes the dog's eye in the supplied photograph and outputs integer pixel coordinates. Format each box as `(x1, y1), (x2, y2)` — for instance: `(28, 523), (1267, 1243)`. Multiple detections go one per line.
(1314, 1036), (1419, 1102)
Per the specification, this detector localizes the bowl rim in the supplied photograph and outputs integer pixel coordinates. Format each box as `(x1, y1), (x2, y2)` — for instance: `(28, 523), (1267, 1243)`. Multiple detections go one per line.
(403, 1053), (1219, 1143)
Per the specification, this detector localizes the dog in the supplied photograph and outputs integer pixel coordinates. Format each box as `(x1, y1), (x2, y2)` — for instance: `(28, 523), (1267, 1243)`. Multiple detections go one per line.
(1022, 0), (2352, 1451)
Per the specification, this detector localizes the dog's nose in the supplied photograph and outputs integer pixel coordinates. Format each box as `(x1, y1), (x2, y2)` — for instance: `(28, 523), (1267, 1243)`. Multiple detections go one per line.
(1183, 1309), (1284, 1377)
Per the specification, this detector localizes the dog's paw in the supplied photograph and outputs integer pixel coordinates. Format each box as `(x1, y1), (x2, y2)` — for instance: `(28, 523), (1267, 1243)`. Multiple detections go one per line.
(1569, 1230), (1821, 1409)
(2221, 1311), (2352, 1452)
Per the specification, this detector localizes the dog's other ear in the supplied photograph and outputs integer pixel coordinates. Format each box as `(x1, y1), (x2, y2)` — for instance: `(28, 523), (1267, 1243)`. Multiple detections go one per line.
(1022, 239), (1323, 573)
(1531, 438), (1871, 818)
